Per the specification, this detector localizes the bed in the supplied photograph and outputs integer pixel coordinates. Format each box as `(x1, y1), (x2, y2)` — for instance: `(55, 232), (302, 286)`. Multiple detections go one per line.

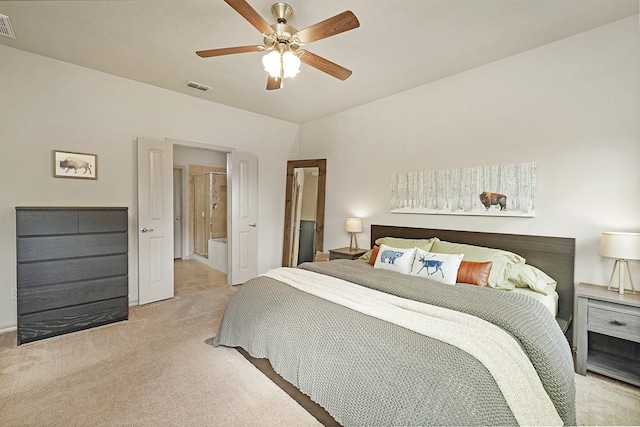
(212, 225), (576, 426)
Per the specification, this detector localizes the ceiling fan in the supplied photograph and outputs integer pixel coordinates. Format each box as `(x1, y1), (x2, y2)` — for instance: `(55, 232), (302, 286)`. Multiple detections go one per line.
(196, 0), (360, 90)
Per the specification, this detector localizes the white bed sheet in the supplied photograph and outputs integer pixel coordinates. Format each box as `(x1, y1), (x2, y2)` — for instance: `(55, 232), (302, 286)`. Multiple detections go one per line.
(511, 287), (559, 317)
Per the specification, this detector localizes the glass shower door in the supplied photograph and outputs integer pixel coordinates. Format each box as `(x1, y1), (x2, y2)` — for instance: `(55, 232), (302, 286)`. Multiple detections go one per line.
(193, 174), (207, 257)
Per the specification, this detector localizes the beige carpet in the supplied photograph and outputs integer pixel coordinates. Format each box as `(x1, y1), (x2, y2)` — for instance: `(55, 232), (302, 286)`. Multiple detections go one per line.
(0, 287), (321, 427)
(1, 286), (638, 426)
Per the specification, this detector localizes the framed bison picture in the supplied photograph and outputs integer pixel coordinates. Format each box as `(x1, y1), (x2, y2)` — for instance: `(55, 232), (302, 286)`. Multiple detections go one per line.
(390, 162), (535, 217)
(53, 150), (98, 180)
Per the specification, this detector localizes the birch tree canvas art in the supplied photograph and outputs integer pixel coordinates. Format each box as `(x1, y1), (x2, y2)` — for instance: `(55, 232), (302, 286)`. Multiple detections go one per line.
(391, 162), (535, 217)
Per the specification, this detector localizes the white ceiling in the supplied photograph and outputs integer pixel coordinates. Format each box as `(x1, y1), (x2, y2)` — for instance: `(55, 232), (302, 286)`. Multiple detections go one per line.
(0, 1), (637, 124)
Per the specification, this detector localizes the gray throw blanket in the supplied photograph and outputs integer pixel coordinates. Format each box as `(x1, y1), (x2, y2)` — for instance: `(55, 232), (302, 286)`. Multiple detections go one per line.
(214, 260), (576, 426)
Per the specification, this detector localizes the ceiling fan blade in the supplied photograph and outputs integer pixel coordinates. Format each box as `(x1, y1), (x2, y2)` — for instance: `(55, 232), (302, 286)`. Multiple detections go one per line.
(224, 0), (274, 35)
(266, 75), (282, 90)
(300, 51), (352, 81)
(297, 11), (360, 44)
(196, 45), (263, 58)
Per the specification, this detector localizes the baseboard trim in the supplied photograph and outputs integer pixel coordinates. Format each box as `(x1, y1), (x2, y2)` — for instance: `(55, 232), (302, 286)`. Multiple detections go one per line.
(0, 324), (17, 334)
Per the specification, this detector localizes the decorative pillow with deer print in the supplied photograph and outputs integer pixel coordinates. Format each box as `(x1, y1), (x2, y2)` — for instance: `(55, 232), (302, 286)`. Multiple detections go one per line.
(410, 248), (464, 285)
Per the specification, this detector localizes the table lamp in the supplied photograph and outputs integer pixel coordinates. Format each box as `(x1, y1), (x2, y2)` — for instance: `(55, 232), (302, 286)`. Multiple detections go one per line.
(345, 218), (362, 251)
(599, 232), (640, 294)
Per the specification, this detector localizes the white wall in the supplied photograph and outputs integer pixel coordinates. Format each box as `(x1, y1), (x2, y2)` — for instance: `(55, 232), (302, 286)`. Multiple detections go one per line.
(0, 44), (300, 330)
(300, 16), (640, 288)
(173, 145), (227, 168)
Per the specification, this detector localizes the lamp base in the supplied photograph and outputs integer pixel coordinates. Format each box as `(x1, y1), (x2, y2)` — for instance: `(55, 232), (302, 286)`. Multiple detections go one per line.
(349, 233), (358, 251)
(607, 259), (636, 295)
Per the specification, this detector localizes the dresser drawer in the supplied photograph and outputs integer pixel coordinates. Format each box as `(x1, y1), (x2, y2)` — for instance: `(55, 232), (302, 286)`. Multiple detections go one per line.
(79, 209), (128, 233)
(16, 210), (78, 236)
(17, 233), (128, 262)
(18, 296), (129, 344)
(18, 276), (128, 315)
(588, 300), (640, 338)
(18, 254), (128, 288)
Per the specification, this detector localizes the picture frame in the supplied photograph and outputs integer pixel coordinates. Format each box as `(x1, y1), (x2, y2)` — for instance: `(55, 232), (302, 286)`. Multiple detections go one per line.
(390, 162), (536, 217)
(53, 150), (98, 180)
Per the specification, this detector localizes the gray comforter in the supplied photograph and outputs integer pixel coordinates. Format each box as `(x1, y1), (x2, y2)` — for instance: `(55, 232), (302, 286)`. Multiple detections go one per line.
(213, 260), (576, 426)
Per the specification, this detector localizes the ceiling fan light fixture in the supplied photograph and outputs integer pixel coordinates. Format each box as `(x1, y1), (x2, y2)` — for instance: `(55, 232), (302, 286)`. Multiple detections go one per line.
(282, 50), (300, 78)
(262, 50), (281, 77)
(262, 47), (300, 79)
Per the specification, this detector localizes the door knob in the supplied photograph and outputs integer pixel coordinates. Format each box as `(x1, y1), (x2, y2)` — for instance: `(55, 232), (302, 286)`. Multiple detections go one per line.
(140, 227), (154, 233)
(175, 217), (181, 221)
(249, 223), (257, 227)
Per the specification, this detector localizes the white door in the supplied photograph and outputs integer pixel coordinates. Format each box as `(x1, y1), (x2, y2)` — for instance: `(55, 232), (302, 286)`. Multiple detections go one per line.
(228, 151), (258, 285)
(137, 137), (174, 304)
(173, 168), (183, 259)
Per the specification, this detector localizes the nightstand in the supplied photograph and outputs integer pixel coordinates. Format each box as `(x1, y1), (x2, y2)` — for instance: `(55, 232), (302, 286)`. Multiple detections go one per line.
(576, 282), (640, 386)
(328, 247), (367, 260)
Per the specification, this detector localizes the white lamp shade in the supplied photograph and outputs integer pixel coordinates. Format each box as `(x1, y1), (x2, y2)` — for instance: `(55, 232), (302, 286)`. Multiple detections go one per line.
(345, 218), (363, 233)
(281, 51), (300, 78)
(262, 50), (281, 78)
(599, 232), (640, 260)
(262, 49), (300, 79)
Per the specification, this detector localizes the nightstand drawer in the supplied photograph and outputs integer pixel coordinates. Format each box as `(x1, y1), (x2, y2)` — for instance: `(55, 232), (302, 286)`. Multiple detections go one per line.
(588, 300), (640, 337)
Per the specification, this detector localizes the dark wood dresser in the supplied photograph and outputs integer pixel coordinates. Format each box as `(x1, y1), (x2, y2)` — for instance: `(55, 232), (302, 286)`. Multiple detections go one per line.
(16, 207), (129, 345)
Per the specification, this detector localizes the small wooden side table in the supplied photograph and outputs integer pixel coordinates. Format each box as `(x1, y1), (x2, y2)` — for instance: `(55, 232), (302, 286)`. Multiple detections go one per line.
(328, 247), (368, 260)
(575, 282), (640, 386)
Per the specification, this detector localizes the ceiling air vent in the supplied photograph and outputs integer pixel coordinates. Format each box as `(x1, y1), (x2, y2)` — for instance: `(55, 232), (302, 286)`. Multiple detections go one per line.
(184, 81), (212, 92)
(0, 14), (16, 39)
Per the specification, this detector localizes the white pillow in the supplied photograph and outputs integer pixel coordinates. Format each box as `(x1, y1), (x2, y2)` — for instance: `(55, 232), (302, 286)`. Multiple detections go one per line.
(410, 249), (464, 285)
(373, 244), (417, 275)
(507, 263), (557, 295)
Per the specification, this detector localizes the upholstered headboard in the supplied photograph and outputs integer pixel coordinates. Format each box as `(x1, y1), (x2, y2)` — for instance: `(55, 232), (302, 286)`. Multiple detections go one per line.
(370, 225), (576, 334)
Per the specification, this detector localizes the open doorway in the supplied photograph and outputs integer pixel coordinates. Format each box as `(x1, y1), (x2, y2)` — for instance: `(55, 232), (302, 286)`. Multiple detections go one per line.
(173, 145), (228, 295)
(137, 137), (257, 304)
